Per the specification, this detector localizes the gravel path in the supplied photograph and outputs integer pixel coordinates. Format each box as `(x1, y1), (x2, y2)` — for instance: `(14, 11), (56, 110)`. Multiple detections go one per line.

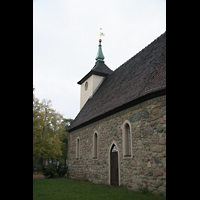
(33, 175), (46, 180)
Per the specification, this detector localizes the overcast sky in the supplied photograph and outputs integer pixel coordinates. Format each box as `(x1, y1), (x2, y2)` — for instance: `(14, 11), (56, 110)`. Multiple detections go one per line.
(33, 0), (166, 120)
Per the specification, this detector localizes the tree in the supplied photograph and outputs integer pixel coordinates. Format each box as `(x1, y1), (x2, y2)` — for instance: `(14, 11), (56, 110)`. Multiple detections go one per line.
(33, 87), (71, 168)
(60, 119), (73, 167)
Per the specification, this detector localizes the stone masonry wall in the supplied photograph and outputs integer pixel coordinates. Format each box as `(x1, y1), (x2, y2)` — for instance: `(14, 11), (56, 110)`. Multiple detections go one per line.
(68, 95), (166, 195)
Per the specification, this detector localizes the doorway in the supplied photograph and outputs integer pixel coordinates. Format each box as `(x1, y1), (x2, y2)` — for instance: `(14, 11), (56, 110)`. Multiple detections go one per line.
(110, 144), (119, 186)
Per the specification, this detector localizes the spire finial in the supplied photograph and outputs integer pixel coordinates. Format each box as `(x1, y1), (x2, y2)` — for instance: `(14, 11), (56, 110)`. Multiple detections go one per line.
(95, 29), (105, 61)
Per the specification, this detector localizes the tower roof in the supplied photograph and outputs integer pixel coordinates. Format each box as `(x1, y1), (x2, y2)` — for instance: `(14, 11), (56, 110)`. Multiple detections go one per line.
(95, 39), (105, 61)
(77, 39), (113, 85)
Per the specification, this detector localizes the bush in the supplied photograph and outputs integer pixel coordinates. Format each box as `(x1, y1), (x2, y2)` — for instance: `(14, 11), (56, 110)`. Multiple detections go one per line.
(56, 163), (68, 177)
(33, 164), (45, 173)
(43, 163), (68, 178)
(43, 164), (56, 178)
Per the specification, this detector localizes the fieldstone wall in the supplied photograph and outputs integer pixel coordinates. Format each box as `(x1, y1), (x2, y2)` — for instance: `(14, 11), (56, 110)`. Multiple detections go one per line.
(68, 95), (166, 195)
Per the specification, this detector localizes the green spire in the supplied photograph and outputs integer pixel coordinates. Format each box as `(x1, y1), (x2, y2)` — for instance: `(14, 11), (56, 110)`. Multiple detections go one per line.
(95, 39), (105, 61)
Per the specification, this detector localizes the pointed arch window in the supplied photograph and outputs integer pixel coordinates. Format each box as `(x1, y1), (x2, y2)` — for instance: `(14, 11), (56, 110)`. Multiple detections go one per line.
(123, 121), (132, 158)
(111, 144), (118, 152)
(93, 132), (98, 159)
(76, 137), (80, 159)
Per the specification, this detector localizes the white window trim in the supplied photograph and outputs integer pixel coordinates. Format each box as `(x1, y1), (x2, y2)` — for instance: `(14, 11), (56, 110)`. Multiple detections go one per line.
(122, 120), (133, 159)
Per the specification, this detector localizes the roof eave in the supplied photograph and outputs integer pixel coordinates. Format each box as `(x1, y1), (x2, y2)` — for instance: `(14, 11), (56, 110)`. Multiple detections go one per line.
(68, 88), (166, 132)
(77, 70), (110, 85)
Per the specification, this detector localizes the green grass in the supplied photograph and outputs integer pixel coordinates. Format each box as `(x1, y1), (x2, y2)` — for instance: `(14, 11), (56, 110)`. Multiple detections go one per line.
(33, 177), (166, 200)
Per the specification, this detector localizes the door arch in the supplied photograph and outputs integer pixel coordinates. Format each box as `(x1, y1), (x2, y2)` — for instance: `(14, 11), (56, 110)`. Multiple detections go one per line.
(109, 142), (120, 186)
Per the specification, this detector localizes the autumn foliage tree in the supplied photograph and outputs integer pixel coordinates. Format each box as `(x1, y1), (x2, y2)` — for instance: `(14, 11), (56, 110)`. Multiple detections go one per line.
(33, 87), (73, 169)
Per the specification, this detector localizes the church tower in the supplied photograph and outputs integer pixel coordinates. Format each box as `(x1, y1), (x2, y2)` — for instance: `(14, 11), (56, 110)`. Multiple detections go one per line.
(78, 39), (113, 110)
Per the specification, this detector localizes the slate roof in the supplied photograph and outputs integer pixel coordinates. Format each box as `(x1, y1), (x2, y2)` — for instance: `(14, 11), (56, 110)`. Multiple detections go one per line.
(77, 61), (113, 84)
(68, 32), (166, 132)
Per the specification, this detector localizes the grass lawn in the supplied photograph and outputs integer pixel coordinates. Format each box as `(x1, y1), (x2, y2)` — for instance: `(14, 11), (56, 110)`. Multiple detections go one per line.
(33, 177), (166, 200)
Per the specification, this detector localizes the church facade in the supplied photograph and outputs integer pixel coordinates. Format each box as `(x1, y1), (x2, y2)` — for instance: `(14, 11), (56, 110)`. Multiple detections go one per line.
(68, 32), (166, 195)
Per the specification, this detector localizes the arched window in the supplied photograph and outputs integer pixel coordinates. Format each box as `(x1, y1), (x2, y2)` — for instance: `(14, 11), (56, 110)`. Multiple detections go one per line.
(93, 132), (98, 159)
(123, 121), (132, 157)
(76, 137), (80, 159)
(111, 144), (118, 152)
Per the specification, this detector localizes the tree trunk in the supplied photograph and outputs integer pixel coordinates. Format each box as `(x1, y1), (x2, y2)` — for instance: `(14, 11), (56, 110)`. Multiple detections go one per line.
(40, 156), (43, 166)
(64, 158), (66, 168)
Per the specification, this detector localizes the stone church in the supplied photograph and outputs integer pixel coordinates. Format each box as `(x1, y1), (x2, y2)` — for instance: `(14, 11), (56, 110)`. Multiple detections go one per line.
(68, 32), (166, 194)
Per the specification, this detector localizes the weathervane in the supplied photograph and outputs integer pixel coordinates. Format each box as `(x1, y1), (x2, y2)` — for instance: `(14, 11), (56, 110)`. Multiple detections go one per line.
(96, 28), (105, 61)
(100, 28), (105, 40)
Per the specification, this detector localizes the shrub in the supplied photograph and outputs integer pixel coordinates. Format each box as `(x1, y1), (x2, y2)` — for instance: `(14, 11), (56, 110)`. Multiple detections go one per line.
(43, 164), (56, 178)
(42, 163), (68, 178)
(33, 164), (45, 173)
(56, 163), (68, 177)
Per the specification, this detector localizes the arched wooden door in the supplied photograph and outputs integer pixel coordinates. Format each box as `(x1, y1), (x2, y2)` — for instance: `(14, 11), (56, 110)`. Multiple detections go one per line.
(110, 144), (119, 186)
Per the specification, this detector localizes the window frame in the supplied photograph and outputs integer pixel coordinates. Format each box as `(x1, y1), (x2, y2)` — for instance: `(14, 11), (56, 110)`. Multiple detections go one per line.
(93, 131), (99, 159)
(122, 120), (133, 159)
(76, 137), (80, 160)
